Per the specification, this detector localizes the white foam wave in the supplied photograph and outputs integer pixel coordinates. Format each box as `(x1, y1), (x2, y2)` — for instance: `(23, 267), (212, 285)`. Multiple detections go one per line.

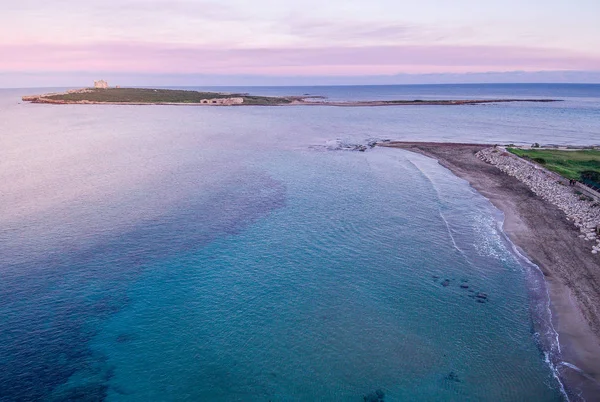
(496, 211), (570, 401)
(402, 149), (572, 400)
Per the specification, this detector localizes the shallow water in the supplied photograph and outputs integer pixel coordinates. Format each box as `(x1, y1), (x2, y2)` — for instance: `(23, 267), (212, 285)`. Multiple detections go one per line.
(2, 84), (600, 401)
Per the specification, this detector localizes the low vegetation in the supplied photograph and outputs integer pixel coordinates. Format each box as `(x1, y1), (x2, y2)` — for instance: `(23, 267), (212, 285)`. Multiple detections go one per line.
(42, 88), (293, 105)
(25, 88), (561, 108)
(237, 95), (293, 105)
(508, 148), (600, 188)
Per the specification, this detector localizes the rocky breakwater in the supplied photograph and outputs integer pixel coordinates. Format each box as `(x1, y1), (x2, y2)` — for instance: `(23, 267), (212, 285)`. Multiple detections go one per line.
(311, 138), (387, 152)
(478, 147), (600, 254)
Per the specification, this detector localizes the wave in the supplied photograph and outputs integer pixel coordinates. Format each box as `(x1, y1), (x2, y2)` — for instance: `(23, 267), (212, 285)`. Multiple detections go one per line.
(402, 154), (476, 269)
(400, 148), (571, 400)
(492, 200), (570, 401)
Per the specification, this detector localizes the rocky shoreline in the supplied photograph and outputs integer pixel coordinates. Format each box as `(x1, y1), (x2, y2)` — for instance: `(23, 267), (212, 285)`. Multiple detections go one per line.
(379, 142), (600, 401)
(477, 147), (600, 254)
(292, 99), (561, 107)
(21, 88), (562, 107)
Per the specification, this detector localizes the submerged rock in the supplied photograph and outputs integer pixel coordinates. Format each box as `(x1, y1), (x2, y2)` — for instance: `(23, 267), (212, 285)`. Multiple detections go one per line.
(116, 333), (136, 343)
(363, 389), (385, 402)
(446, 371), (461, 382)
(441, 279), (451, 287)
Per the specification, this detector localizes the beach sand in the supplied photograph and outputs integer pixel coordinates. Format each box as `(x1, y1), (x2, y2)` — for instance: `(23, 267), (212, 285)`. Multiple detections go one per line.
(380, 142), (600, 401)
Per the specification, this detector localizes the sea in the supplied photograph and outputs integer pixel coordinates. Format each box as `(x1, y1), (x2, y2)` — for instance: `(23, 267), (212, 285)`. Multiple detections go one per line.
(1, 84), (600, 401)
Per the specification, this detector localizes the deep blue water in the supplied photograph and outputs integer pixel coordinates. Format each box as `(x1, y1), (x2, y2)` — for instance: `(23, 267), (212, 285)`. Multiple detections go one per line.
(2, 84), (600, 401)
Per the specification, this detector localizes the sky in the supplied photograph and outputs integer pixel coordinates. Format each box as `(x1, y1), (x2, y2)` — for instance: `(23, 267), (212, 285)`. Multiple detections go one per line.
(2, 0), (600, 86)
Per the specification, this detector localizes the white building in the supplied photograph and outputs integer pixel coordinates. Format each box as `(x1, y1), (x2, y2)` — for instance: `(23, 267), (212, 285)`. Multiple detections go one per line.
(94, 80), (109, 89)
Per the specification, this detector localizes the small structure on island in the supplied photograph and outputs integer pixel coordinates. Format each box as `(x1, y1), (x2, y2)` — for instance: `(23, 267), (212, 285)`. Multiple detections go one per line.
(94, 80), (109, 89)
(200, 97), (244, 105)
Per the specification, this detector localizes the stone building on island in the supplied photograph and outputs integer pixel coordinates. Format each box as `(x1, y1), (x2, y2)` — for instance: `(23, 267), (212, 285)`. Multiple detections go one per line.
(200, 97), (244, 105)
(94, 80), (109, 89)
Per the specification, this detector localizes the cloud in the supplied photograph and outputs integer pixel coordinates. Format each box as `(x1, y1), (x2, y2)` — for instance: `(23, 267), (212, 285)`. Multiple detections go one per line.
(7, 0), (235, 18)
(285, 20), (420, 42)
(0, 0), (251, 46)
(278, 15), (475, 47)
(3, 42), (600, 75)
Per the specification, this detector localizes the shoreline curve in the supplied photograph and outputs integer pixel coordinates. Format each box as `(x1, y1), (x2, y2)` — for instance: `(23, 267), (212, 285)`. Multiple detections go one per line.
(380, 141), (600, 401)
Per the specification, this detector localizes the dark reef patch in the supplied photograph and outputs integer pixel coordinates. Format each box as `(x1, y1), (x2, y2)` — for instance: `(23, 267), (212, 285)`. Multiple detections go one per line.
(363, 389), (385, 402)
(0, 171), (287, 400)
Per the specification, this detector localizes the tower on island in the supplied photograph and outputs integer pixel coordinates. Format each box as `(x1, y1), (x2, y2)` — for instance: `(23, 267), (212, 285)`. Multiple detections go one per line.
(94, 80), (109, 89)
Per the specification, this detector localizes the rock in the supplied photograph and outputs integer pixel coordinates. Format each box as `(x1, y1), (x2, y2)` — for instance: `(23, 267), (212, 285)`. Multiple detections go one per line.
(363, 389), (385, 402)
(477, 147), (600, 253)
(116, 333), (136, 343)
(476, 292), (488, 299)
(460, 284), (469, 289)
(441, 279), (451, 287)
(446, 371), (461, 382)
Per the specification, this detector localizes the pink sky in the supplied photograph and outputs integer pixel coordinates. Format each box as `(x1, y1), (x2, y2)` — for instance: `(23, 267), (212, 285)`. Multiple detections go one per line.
(4, 42), (600, 75)
(3, 0), (600, 85)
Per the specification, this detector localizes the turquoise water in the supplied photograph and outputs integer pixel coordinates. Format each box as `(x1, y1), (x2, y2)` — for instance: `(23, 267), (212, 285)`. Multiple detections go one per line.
(2, 85), (600, 401)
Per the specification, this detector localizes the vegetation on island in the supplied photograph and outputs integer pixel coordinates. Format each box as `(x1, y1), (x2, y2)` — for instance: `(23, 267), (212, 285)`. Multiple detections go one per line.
(508, 148), (600, 188)
(40, 88), (294, 105)
(23, 88), (562, 107)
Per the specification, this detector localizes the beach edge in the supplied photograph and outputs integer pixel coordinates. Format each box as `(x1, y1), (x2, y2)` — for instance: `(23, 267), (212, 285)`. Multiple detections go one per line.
(380, 142), (600, 401)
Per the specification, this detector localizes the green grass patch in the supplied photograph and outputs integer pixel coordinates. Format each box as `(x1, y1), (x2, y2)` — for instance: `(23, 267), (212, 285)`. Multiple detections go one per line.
(507, 148), (600, 185)
(241, 95), (292, 105)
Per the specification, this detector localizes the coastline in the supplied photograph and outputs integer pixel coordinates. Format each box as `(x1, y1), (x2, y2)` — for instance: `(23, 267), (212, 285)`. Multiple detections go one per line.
(21, 88), (561, 107)
(379, 142), (600, 401)
(21, 98), (561, 107)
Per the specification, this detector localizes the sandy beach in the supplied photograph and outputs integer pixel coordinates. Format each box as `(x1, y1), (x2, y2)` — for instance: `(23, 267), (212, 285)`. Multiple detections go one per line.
(380, 142), (600, 401)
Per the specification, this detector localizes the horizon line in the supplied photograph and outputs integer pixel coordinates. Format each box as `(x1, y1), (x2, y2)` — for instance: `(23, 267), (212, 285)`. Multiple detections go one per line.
(3, 69), (600, 88)
(5, 82), (600, 90)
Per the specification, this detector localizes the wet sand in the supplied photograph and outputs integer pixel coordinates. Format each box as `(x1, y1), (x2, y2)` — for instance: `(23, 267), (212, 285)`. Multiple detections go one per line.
(380, 142), (600, 401)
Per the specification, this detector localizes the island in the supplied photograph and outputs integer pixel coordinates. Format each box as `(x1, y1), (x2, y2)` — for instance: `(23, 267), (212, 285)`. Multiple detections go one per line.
(21, 87), (562, 107)
(378, 142), (600, 400)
